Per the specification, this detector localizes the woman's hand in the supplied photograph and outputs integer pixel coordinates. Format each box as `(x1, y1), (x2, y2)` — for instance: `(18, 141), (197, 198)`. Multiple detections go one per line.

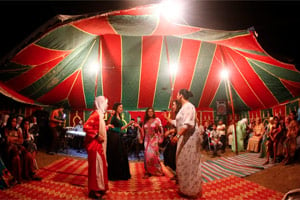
(107, 124), (114, 129)
(163, 112), (168, 119)
(164, 128), (175, 137)
(171, 135), (179, 144)
(97, 134), (105, 143)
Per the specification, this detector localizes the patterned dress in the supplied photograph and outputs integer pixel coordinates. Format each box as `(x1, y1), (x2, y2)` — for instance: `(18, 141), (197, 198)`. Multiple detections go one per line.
(175, 102), (202, 197)
(143, 118), (164, 176)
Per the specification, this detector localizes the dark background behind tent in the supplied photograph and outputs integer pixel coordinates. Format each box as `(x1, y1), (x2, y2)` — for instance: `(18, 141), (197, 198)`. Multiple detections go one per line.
(0, 0), (299, 70)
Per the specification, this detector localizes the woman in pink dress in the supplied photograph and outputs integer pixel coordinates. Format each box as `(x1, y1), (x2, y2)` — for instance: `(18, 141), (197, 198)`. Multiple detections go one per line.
(140, 107), (164, 178)
(84, 96), (109, 199)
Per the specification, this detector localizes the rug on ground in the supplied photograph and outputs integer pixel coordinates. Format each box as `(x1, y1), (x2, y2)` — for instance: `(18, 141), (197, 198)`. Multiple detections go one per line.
(201, 153), (274, 182)
(0, 153), (282, 199)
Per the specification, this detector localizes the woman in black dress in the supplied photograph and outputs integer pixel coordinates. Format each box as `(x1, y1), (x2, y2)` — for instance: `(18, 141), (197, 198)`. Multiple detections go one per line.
(106, 103), (133, 180)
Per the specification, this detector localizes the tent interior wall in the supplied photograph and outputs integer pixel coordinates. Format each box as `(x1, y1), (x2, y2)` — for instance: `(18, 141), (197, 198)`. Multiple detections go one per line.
(1, 93), (299, 128)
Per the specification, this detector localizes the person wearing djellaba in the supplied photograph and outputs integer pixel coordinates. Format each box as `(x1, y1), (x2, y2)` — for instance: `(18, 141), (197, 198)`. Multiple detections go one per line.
(84, 96), (109, 199)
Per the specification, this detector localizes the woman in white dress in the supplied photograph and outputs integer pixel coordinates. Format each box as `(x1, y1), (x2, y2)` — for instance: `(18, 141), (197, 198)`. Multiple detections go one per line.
(171, 89), (202, 198)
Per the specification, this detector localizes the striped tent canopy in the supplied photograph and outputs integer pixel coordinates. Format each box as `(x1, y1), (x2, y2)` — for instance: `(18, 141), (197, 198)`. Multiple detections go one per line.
(1, 4), (299, 111)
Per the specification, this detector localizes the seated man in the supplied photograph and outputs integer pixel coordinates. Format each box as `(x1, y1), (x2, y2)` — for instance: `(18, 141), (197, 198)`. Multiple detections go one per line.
(209, 124), (223, 157)
(247, 117), (264, 152)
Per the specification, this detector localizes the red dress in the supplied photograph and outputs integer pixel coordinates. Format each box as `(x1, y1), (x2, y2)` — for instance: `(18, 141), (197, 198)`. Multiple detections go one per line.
(84, 111), (108, 192)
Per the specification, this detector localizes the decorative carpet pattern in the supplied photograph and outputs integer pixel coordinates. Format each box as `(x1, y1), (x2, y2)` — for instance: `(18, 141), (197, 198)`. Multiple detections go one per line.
(201, 153), (274, 183)
(0, 153), (283, 199)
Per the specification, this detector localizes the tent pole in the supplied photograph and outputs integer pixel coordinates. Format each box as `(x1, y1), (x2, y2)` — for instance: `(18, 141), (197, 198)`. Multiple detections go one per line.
(163, 36), (173, 91)
(226, 79), (238, 154)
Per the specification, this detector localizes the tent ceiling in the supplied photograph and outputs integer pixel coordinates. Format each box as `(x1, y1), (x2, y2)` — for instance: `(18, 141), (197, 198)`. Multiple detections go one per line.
(0, 4), (299, 111)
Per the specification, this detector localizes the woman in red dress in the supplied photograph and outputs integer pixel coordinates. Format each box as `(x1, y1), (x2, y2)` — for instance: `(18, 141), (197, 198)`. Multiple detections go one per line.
(84, 96), (109, 199)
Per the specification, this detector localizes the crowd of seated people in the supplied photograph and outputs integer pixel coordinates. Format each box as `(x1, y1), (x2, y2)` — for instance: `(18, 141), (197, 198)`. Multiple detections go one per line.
(198, 111), (300, 164)
(200, 120), (226, 157)
(0, 113), (41, 188)
(225, 111), (300, 165)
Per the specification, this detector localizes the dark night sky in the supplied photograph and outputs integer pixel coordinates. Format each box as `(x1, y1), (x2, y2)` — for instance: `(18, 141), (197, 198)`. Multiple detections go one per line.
(0, 1), (299, 69)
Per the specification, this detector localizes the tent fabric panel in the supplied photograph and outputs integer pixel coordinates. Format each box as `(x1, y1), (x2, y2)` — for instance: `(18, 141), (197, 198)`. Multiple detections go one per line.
(250, 60), (300, 82)
(209, 80), (228, 110)
(152, 16), (201, 36)
(108, 15), (158, 36)
(171, 39), (200, 105)
(68, 71), (86, 108)
(153, 37), (171, 110)
(82, 37), (100, 108)
(227, 84), (250, 112)
(6, 56), (66, 92)
(226, 48), (279, 108)
(211, 33), (263, 53)
(0, 62), (31, 82)
(198, 46), (223, 108)
(19, 39), (96, 99)
(37, 71), (79, 104)
(234, 49), (296, 71)
(250, 62), (293, 103)
(280, 79), (300, 98)
(11, 43), (71, 66)
(0, 82), (36, 105)
(138, 36), (163, 109)
(72, 16), (117, 35)
(226, 55), (265, 109)
(190, 42), (216, 108)
(181, 29), (250, 43)
(36, 25), (95, 50)
(121, 36), (142, 109)
(101, 35), (122, 107)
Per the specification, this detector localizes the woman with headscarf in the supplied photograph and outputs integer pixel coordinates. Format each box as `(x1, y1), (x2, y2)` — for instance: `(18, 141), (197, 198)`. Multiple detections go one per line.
(106, 102), (132, 180)
(171, 89), (202, 198)
(84, 96), (109, 199)
(232, 118), (248, 152)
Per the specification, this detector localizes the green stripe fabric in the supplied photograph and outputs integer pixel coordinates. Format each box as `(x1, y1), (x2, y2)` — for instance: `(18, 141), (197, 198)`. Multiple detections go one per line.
(82, 37), (100, 109)
(190, 42), (216, 107)
(108, 15), (158, 36)
(209, 80), (228, 110)
(165, 36), (182, 87)
(36, 25), (95, 50)
(181, 29), (249, 42)
(250, 60), (293, 102)
(229, 84), (250, 112)
(20, 38), (96, 98)
(121, 36), (142, 110)
(153, 37), (172, 110)
(234, 48), (266, 56)
(250, 59), (300, 82)
(0, 63), (31, 82)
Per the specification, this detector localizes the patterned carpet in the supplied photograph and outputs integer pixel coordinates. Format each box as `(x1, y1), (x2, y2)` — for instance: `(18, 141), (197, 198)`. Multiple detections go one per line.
(201, 153), (274, 182)
(0, 154), (283, 199)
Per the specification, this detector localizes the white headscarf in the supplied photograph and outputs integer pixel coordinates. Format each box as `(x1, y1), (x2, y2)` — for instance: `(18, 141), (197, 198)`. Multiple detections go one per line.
(95, 96), (108, 114)
(240, 118), (248, 125)
(94, 96), (108, 160)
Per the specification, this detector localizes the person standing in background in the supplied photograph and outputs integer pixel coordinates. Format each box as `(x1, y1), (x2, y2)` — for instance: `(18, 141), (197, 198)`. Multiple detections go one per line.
(48, 107), (65, 155)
